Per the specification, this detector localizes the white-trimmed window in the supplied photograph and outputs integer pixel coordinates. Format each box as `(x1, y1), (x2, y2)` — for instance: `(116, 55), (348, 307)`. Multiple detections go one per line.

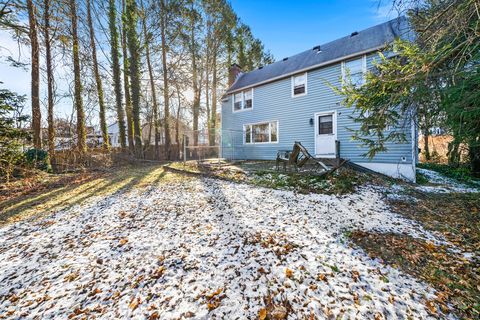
(244, 121), (278, 144)
(232, 89), (253, 112)
(291, 73), (307, 97)
(342, 55), (366, 87)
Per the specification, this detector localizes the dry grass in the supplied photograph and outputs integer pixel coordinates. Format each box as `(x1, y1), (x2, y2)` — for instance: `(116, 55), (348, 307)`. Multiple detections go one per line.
(0, 164), (186, 226)
(350, 192), (480, 319)
(168, 161), (370, 195)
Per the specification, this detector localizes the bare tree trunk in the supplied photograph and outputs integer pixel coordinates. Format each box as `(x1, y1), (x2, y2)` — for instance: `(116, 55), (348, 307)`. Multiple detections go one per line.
(108, 0), (127, 150)
(141, 0), (159, 159)
(189, 5), (200, 147)
(423, 129), (430, 161)
(175, 81), (182, 159)
(87, 0), (109, 150)
(27, 0), (41, 149)
(146, 105), (153, 148)
(70, 0), (86, 153)
(210, 48), (217, 146)
(205, 33), (210, 149)
(159, 0), (170, 159)
(43, 0), (55, 163)
(121, 0), (134, 153)
(125, 0), (143, 158)
(470, 142), (480, 177)
(448, 140), (461, 166)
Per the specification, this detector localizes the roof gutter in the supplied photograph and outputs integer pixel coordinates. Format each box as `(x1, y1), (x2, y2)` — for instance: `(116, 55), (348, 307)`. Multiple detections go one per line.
(225, 44), (387, 95)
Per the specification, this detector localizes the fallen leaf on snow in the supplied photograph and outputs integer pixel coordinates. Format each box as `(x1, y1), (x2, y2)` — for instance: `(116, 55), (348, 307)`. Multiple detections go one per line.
(351, 270), (360, 282)
(129, 297), (141, 311)
(270, 305), (287, 319)
(374, 312), (383, 320)
(425, 300), (437, 315)
(258, 308), (267, 320)
(152, 266), (165, 279)
(205, 288), (223, 299)
(317, 273), (328, 282)
(285, 268), (293, 278)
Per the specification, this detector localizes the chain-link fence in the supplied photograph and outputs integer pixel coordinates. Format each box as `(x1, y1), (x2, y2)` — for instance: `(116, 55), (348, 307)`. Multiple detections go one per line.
(182, 129), (245, 163)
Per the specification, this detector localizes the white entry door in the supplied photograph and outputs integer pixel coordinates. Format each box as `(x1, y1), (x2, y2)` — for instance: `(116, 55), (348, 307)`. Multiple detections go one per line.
(314, 111), (337, 158)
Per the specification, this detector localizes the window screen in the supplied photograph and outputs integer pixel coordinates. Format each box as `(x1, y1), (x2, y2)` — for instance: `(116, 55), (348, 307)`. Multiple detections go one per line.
(343, 57), (365, 87)
(318, 115), (333, 134)
(234, 93), (243, 111)
(293, 74), (306, 95)
(244, 90), (252, 109)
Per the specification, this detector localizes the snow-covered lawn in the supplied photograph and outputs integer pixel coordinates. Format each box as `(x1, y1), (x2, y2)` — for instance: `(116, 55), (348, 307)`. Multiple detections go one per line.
(0, 176), (452, 319)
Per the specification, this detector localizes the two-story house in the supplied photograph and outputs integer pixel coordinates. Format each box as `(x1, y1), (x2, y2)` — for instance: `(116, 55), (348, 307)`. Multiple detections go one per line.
(221, 17), (417, 181)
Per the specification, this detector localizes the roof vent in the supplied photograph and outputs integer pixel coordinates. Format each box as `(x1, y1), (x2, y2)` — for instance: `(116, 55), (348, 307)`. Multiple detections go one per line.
(258, 65), (263, 69)
(282, 57), (288, 61)
(312, 45), (321, 51)
(350, 31), (359, 37)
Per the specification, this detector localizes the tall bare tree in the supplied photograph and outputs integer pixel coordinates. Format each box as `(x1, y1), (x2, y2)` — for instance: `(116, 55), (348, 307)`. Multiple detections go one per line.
(121, 0), (134, 152)
(26, 0), (41, 148)
(42, 0), (54, 160)
(186, 1), (201, 147)
(69, 0), (86, 152)
(108, 0), (126, 149)
(125, 0), (142, 157)
(158, 0), (171, 158)
(87, 0), (109, 150)
(140, 0), (160, 158)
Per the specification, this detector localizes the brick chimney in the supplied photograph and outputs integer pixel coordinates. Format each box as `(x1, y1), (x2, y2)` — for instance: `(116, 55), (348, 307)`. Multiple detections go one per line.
(228, 63), (242, 87)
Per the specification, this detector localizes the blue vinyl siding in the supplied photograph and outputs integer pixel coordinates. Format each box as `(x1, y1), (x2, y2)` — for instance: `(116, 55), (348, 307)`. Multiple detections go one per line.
(221, 52), (414, 165)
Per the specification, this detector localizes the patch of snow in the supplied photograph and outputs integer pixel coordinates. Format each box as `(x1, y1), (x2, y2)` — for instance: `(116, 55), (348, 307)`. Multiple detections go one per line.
(0, 178), (455, 319)
(416, 168), (479, 193)
(381, 184), (418, 202)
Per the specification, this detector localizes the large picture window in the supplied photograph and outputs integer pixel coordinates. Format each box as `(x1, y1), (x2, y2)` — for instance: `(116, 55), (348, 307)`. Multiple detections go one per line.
(342, 55), (366, 87)
(232, 89), (253, 112)
(244, 121), (278, 144)
(291, 73), (307, 96)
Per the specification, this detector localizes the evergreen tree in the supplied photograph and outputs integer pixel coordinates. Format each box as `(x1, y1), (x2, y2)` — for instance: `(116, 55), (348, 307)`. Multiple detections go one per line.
(0, 87), (29, 182)
(338, 0), (480, 175)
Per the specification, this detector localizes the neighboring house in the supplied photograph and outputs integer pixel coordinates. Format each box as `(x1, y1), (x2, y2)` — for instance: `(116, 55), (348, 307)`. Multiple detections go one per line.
(221, 17), (417, 181)
(141, 116), (194, 146)
(42, 122), (101, 150)
(107, 117), (195, 148)
(107, 122), (122, 148)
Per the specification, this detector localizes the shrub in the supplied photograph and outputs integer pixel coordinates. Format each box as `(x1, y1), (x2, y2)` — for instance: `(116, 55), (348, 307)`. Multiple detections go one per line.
(24, 148), (50, 171)
(0, 87), (29, 182)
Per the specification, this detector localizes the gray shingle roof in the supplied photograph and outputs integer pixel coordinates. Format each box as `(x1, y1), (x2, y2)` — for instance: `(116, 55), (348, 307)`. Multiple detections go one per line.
(227, 17), (411, 94)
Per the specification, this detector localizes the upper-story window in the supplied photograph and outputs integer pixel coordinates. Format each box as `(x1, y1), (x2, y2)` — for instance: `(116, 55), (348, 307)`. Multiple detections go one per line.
(291, 73), (307, 97)
(342, 55), (366, 87)
(233, 89), (253, 112)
